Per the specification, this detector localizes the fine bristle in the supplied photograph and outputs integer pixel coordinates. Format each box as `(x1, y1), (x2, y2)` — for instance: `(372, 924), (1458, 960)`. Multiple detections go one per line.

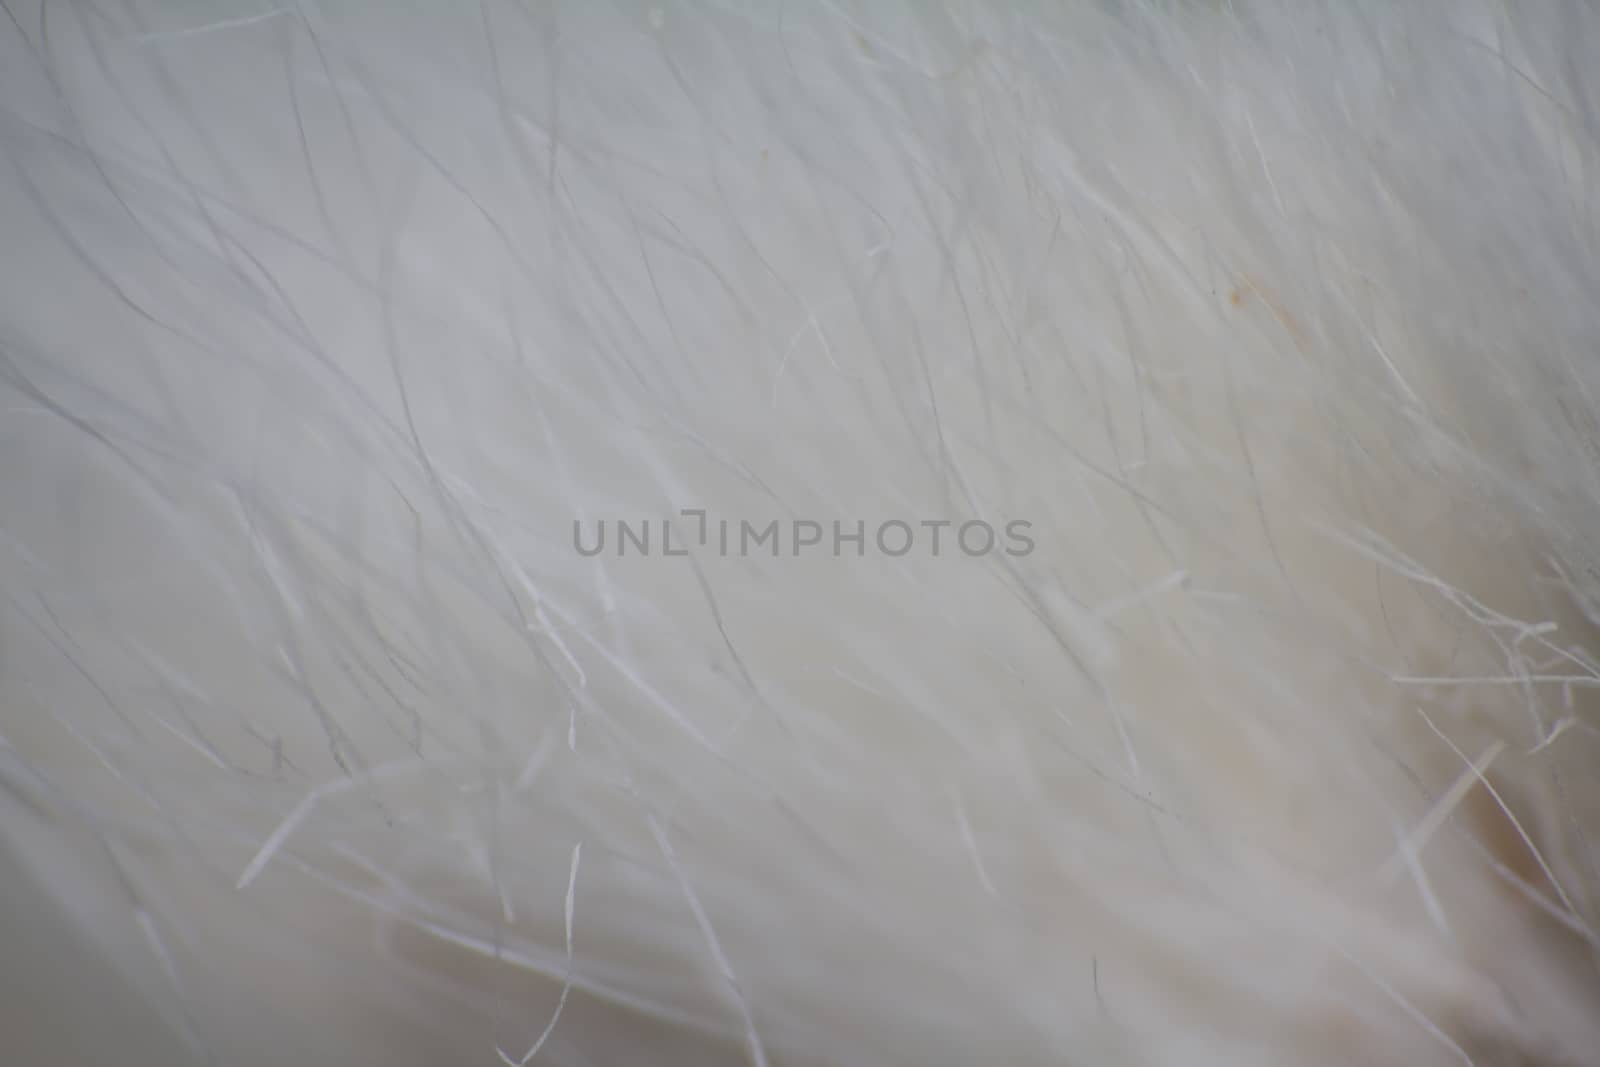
(2, 3), (1599, 1065)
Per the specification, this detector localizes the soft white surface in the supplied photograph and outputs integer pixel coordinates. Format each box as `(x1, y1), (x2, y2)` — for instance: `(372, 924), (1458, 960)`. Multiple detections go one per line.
(2, 2), (1599, 1064)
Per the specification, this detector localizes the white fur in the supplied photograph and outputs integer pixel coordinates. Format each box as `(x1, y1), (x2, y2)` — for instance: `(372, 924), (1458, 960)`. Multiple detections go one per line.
(2, 2), (1599, 1064)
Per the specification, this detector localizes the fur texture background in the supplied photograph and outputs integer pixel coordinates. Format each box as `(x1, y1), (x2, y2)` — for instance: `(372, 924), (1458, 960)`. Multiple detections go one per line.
(2, 2), (1599, 1064)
